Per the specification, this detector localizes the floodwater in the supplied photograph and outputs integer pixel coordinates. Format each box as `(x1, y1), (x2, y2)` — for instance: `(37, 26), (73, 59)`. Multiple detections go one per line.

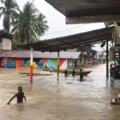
(0, 64), (120, 120)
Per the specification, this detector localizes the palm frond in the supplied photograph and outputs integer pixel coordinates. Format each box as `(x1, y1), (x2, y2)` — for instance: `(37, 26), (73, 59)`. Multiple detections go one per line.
(0, 0), (19, 32)
(11, 1), (49, 44)
(0, 0), (5, 4)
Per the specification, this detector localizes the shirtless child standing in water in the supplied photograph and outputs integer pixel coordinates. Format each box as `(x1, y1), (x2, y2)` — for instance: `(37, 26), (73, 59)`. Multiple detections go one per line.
(7, 86), (26, 105)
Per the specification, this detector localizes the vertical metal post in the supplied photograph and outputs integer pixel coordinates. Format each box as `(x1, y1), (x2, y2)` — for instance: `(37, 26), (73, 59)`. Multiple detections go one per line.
(72, 59), (73, 69)
(5, 52), (7, 68)
(57, 51), (60, 82)
(106, 40), (109, 79)
(30, 48), (33, 84)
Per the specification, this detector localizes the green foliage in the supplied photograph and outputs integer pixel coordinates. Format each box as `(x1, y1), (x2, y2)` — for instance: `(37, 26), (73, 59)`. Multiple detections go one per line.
(12, 39), (21, 50)
(0, 0), (19, 32)
(26, 62), (30, 67)
(0, 0), (49, 48)
(11, 2), (49, 44)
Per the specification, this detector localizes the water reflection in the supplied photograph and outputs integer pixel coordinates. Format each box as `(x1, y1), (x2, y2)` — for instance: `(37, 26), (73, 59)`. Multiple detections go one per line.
(0, 64), (120, 120)
(15, 104), (25, 116)
(28, 84), (33, 92)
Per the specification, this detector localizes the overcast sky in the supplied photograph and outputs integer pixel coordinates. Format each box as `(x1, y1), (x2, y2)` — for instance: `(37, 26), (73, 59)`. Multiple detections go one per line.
(0, 0), (108, 51)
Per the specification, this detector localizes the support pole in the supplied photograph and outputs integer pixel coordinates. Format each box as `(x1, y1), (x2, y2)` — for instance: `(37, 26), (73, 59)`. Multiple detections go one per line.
(5, 53), (7, 68)
(57, 51), (60, 82)
(106, 40), (109, 79)
(30, 48), (33, 84)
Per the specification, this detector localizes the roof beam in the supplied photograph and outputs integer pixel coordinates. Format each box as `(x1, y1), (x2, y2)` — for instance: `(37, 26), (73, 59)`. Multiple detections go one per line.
(66, 15), (120, 24)
(45, 0), (120, 23)
(36, 36), (112, 52)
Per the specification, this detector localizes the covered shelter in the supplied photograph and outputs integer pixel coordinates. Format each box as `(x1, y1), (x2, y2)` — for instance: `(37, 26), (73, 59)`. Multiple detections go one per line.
(18, 27), (113, 51)
(17, 26), (114, 83)
(45, 0), (120, 24)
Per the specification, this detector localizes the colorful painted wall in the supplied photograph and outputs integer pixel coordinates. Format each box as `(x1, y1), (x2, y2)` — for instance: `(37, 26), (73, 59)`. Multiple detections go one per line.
(0, 58), (67, 70)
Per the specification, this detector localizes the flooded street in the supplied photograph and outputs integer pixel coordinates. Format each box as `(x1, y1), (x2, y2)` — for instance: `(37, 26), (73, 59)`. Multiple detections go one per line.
(0, 64), (120, 120)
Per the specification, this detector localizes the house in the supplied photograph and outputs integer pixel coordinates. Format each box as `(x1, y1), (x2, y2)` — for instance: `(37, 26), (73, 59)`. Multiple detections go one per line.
(96, 51), (106, 64)
(0, 51), (81, 70)
(78, 46), (97, 65)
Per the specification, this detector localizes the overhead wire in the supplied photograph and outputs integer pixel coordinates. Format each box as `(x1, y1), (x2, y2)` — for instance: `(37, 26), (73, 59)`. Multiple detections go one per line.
(44, 24), (92, 36)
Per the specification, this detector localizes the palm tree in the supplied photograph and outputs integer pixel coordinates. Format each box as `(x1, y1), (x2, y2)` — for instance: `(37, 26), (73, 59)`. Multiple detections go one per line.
(0, 0), (4, 2)
(0, 0), (19, 32)
(11, 2), (49, 44)
(36, 13), (49, 37)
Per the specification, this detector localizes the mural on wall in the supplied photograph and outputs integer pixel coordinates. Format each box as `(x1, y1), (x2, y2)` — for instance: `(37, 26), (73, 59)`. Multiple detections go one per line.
(0, 58), (66, 70)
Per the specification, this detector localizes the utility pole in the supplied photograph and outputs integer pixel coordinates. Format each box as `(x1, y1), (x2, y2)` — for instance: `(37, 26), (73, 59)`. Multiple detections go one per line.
(106, 40), (109, 79)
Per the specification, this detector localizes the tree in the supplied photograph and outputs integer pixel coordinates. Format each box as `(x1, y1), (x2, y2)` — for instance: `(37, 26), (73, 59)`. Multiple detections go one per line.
(0, 0), (19, 32)
(12, 39), (20, 50)
(11, 2), (49, 44)
(0, 0), (4, 2)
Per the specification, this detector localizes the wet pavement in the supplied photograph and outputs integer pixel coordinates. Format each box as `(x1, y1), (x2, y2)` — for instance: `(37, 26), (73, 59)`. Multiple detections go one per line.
(0, 64), (120, 120)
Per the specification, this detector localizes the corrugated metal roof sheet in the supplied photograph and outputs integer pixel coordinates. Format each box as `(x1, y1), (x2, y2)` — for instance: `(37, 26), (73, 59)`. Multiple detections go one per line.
(18, 27), (113, 52)
(0, 51), (81, 59)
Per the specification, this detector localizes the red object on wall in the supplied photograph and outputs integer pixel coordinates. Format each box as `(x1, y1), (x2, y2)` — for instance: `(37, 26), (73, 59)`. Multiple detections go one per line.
(1, 61), (5, 67)
(40, 59), (47, 64)
(59, 59), (65, 68)
(16, 59), (22, 68)
(7, 58), (12, 61)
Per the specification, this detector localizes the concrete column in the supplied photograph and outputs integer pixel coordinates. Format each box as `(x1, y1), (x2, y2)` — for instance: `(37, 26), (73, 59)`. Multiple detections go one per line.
(57, 51), (60, 82)
(30, 47), (33, 84)
(5, 52), (7, 68)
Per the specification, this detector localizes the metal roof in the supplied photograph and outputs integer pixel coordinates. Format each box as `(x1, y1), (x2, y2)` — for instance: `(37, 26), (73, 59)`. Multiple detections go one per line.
(0, 51), (80, 59)
(45, 0), (120, 23)
(17, 26), (113, 52)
